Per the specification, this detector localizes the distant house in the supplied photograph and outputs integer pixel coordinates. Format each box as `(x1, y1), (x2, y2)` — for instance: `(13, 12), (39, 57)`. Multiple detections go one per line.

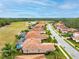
(55, 21), (66, 29)
(55, 22), (69, 33)
(54, 21), (78, 34)
(60, 28), (69, 33)
(32, 23), (45, 33)
(54, 21), (65, 28)
(37, 21), (46, 24)
(72, 32), (79, 42)
(68, 28), (78, 33)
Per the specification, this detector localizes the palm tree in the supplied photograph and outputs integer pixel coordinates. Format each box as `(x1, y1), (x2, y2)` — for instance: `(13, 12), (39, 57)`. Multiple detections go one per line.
(2, 43), (17, 59)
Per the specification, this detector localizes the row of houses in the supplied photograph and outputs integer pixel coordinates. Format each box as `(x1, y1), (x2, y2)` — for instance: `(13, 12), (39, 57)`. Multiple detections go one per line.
(54, 21), (79, 42)
(22, 21), (56, 54)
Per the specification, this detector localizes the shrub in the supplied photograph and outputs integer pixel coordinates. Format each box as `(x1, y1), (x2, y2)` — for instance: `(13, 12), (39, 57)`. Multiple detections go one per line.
(46, 30), (51, 35)
(62, 32), (73, 37)
(21, 29), (29, 32)
(15, 35), (21, 40)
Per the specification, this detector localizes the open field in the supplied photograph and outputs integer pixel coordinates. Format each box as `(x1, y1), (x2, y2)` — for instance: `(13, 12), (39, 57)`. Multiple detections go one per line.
(0, 22), (29, 50)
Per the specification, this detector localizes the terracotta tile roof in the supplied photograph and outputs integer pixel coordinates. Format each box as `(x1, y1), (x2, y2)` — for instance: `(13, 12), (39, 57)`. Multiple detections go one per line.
(72, 37), (79, 40)
(22, 39), (54, 49)
(37, 21), (46, 24)
(39, 43), (55, 51)
(73, 32), (79, 38)
(26, 31), (48, 40)
(74, 32), (79, 34)
(32, 23), (45, 31)
(32, 27), (44, 31)
(22, 37), (55, 53)
(68, 28), (77, 32)
(72, 32), (79, 42)
(22, 43), (55, 53)
(22, 38), (41, 48)
(35, 24), (45, 27)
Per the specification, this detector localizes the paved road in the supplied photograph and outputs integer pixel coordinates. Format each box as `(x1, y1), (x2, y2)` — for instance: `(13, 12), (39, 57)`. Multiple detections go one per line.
(47, 24), (79, 59)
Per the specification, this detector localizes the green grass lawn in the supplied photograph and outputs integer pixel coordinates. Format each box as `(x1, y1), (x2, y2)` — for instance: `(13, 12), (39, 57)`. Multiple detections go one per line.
(45, 46), (66, 59)
(0, 22), (29, 50)
(42, 36), (57, 43)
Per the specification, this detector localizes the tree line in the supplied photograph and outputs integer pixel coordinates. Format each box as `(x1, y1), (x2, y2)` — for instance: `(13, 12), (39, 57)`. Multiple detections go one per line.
(0, 18), (27, 27)
(0, 18), (79, 29)
(0, 19), (11, 27)
(60, 18), (79, 29)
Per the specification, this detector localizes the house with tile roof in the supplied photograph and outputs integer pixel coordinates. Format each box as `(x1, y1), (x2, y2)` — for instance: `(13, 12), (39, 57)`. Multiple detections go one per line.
(26, 31), (48, 40)
(22, 38), (55, 53)
(72, 32), (79, 42)
(32, 23), (46, 33)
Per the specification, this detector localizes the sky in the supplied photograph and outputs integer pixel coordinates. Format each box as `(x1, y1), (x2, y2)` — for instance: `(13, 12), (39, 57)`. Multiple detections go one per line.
(0, 0), (79, 18)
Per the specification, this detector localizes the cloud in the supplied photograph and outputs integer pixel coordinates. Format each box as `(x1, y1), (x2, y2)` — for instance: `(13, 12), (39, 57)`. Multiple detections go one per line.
(0, 9), (39, 18)
(0, 3), (6, 13)
(12, 0), (47, 6)
(12, 0), (57, 7)
(58, 1), (79, 10)
(0, 0), (79, 18)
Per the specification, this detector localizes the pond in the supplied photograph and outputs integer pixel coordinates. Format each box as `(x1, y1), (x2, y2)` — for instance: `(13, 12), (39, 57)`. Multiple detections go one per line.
(16, 32), (26, 49)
